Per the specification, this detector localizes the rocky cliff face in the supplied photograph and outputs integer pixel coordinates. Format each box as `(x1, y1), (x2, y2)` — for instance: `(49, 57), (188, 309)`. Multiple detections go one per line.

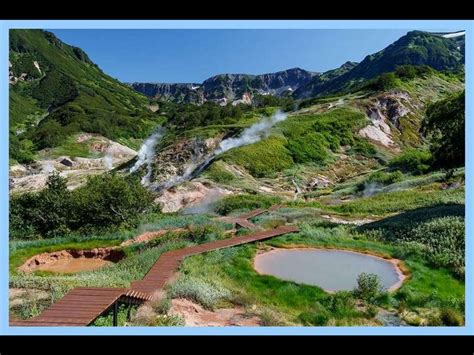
(129, 82), (205, 104)
(130, 67), (317, 105)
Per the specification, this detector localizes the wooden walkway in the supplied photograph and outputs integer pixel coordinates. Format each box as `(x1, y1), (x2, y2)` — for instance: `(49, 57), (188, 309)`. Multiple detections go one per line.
(10, 288), (131, 326)
(130, 225), (298, 294)
(10, 205), (296, 327)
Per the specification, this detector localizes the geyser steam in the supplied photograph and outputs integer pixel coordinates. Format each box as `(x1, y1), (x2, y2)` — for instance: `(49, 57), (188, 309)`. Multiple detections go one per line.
(156, 110), (289, 191)
(215, 110), (287, 155)
(130, 128), (164, 185)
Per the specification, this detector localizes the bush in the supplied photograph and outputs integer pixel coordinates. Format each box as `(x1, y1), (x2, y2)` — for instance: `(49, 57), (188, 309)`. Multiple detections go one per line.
(439, 308), (463, 326)
(389, 149), (433, 175)
(286, 132), (330, 164)
(152, 298), (172, 315)
(364, 170), (404, 186)
(298, 311), (329, 326)
(423, 91), (464, 170)
(10, 173), (156, 239)
(410, 217), (465, 277)
(150, 314), (185, 326)
(214, 193), (281, 215)
(324, 291), (357, 318)
(395, 65), (433, 80)
(281, 109), (367, 164)
(369, 73), (399, 91)
(348, 139), (377, 157)
(354, 273), (385, 304)
(361, 208), (465, 277)
(167, 276), (231, 310)
(205, 161), (235, 183)
(32, 70), (79, 109)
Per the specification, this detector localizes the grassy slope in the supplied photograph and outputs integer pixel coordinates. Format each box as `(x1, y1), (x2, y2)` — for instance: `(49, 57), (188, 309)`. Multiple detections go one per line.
(9, 30), (159, 162)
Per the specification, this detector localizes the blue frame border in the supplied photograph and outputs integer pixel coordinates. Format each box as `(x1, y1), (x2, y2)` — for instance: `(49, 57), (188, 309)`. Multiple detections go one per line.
(1, 19), (472, 335)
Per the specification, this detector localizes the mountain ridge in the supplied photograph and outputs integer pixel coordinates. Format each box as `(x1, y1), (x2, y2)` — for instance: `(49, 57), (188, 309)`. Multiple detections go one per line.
(130, 30), (465, 104)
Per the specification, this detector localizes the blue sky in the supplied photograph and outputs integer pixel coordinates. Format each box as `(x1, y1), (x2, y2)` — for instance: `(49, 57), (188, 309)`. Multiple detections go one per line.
(50, 29), (414, 83)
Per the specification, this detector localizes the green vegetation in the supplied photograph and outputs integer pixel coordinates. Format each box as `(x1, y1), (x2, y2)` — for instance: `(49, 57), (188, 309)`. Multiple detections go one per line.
(361, 205), (465, 278)
(204, 161), (235, 183)
(295, 31), (464, 97)
(214, 193), (281, 215)
(279, 108), (368, 164)
(32, 69), (79, 108)
(222, 136), (294, 177)
(91, 303), (138, 327)
(167, 218), (464, 326)
(388, 148), (433, 175)
(10, 173), (156, 239)
(331, 184), (463, 216)
(9, 29), (158, 162)
(161, 100), (252, 131)
(423, 90), (465, 170)
(354, 273), (386, 303)
(360, 170), (404, 188)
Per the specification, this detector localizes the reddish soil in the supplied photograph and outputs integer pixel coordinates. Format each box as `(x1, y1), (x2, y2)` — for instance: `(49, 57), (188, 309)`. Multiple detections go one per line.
(120, 228), (187, 247)
(169, 298), (261, 327)
(19, 247), (124, 273)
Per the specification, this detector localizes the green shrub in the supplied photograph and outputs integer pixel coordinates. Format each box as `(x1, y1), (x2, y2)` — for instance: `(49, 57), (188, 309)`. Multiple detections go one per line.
(423, 90), (464, 170)
(348, 139), (377, 157)
(361, 208), (465, 277)
(395, 65), (433, 80)
(286, 132), (330, 164)
(409, 217), (465, 277)
(365, 305), (379, 318)
(363, 170), (404, 186)
(214, 193), (281, 215)
(439, 308), (463, 326)
(10, 173), (156, 239)
(280, 109), (367, 164)
(32, 70), (79, 109)
(389, 149), (433, 175)
(205, 161), (235, 183)
(354, 273), (385, 304)
(152, 298), (172, 315)
(324, 291), (357, 318)
(369, 72), (399, 91)
(150, 314), (185, 326)
(168, 276), (232, 310)
(298, 311), (329, 326)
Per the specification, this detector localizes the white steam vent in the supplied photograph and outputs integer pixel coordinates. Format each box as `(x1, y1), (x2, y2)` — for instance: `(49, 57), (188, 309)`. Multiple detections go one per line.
(130, 128), (164, 185)
(215, 110), (287, 155)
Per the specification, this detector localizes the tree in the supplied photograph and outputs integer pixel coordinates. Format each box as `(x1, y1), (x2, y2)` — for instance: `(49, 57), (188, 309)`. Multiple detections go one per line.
(69, 173), (154, 233)
(354, 273), (384, 304)
(422, 91), (465, 170)
(372, 73), (398, 91)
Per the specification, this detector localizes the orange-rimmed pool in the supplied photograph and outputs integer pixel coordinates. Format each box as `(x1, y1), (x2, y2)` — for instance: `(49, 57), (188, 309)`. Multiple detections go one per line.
(254, 248), (405, 292)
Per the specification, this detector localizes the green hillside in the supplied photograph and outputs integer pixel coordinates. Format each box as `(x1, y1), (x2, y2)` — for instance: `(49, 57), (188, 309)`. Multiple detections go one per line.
(294, 31), (464, 98)
(9, 30), (159, 163)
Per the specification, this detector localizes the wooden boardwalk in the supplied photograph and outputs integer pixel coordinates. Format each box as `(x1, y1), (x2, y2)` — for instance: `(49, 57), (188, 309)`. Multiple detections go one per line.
(130, 225), (298, 294)
(10, 205), (296, 327)
(10, 288), (130, 326)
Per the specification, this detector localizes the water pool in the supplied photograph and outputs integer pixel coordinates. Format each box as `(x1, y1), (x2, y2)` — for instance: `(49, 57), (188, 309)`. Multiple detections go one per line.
(254, 248), (404, 292)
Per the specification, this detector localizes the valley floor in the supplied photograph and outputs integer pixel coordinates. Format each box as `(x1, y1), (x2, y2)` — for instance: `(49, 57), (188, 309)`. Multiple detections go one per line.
(9, 168), (465, 327)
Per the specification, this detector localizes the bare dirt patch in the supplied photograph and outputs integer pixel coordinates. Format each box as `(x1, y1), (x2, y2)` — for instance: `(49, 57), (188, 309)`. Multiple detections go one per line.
(169, 298), (261, 326)
(19, 247), (125, 273)
(121, 228), (187, 247)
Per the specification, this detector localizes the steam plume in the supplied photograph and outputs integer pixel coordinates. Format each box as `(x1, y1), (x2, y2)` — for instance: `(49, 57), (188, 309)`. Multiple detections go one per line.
(215, 110), (287, 154)
(130, 128), (164, 185)
(156, 110), (289, 191)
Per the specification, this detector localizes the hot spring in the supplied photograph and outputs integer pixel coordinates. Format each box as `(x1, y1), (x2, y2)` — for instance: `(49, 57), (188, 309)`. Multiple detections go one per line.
(254, 248), (405, 292)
